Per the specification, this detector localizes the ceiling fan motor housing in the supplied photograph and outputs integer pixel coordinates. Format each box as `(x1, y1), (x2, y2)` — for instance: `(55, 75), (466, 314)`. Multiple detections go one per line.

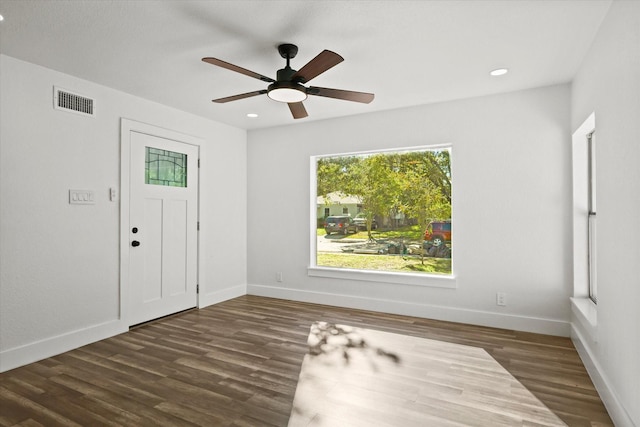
(276, 66), (297, 82)
(268, 49), (307, 103)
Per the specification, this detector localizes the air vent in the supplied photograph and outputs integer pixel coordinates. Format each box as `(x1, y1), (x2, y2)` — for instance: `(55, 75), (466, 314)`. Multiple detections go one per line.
(53, 86), (95, 117)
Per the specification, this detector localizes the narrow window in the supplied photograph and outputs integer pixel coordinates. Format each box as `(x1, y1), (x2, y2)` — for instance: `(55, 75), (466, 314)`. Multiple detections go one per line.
(587, 131), (597, 303)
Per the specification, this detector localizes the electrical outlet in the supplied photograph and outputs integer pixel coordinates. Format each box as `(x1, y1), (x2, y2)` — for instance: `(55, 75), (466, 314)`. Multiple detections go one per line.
(496, 292), (507, 306)
(276, 272), (283, 282)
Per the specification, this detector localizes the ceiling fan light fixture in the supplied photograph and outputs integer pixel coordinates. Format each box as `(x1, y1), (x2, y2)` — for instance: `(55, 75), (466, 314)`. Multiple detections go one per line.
(267, 82), (307, 103)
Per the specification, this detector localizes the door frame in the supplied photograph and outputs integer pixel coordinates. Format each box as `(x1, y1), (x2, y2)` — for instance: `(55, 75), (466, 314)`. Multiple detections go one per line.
(119, 118), (202, 326)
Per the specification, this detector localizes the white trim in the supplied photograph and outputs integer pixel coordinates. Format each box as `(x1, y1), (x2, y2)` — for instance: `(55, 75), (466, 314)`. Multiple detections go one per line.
(247, 284), (570, 337)
(313, 143), (453, 160)
(308, 266), (456, 288)
(310, 144), (454, 283)
(310, 156), (319, 267)
(572, 112), (596, 300)
(199, 284), (247, 308)
(119, 119), (203, 327)
(570, 297), (597, 342)
(571, 324), (635, 427)
(0, 320), (126, 373)
(120, 119), (132, 324)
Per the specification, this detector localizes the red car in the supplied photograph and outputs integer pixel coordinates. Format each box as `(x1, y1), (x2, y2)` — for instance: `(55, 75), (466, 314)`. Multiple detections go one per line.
(423, 220), (451, 246)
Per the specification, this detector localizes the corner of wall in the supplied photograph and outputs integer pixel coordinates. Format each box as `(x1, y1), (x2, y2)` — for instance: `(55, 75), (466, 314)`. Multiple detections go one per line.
(571, 321), (635, 427)
(248, 284), (571, 337)
(199, 284), (247, 309)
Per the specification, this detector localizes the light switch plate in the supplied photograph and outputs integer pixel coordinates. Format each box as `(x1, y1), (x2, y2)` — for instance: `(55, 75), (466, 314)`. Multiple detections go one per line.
(496, 292), (507, 306)
(69, 189), (95, 205)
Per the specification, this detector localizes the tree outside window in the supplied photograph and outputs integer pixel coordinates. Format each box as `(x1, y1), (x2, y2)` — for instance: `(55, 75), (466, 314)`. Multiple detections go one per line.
(315, 146), (452, 275)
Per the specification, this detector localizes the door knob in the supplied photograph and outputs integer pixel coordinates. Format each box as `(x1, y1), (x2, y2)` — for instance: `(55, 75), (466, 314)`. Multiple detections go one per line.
(131, 240), (141, 247)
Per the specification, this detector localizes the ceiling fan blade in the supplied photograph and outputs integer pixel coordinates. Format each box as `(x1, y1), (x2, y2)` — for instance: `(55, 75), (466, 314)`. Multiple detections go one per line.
(308, 87), (375, 104)
(212, 90), (267, 103)
(288, 102), (308, 119)
(202, 57), (275, 83)
(292, 50), (344, 83)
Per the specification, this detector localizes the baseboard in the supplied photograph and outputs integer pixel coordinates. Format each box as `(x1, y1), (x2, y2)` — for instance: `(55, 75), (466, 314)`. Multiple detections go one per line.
(247, 284), (570, 337)
(571, 324), (635, 427)
(0, 319), (127, 373)
(0, 286), (246, 373)
(199, 284), (247, 308)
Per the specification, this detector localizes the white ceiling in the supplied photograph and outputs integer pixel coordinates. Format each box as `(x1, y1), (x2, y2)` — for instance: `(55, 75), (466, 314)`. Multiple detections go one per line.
(0, 0), (611, 130)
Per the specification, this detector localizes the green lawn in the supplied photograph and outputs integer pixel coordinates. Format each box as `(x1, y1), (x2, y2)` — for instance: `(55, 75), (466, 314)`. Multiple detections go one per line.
(360, 224), (424, 240)
(317, 252), (451, 275)
(318, 224), (425, 241)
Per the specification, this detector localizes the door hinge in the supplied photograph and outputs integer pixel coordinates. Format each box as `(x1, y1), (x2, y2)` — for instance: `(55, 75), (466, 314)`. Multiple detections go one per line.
(197, 221), (200, 231)
(198, 159), (200, 168)
(197, 284), (199, 294)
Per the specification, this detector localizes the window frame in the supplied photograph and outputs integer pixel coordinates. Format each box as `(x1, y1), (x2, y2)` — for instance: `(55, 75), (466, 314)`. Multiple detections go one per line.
(587, 131), (597, 304)
(309, 144), (456, 289)
(570, 112), (597, 338)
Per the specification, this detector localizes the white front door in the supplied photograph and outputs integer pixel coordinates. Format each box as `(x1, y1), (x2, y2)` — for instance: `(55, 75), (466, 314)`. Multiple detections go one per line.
(127, 130), (199, 326)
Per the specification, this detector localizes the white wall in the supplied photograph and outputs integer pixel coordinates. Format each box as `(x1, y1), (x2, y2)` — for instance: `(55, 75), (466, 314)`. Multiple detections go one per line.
(247, 84), (572, 336)
(1, 6), (636, 420)
(0, 55), (247, 371)
(570, 1), (640, 426)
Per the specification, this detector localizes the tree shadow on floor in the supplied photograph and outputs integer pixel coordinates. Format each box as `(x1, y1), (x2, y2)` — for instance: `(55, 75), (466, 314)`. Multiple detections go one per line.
(307, 322), (401, 369)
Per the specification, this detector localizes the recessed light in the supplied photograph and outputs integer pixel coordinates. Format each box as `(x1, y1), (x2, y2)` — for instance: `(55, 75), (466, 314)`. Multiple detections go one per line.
(490, 68), (508, 76)
(247, 113), (258, 118)
(0, 14), (4, 22)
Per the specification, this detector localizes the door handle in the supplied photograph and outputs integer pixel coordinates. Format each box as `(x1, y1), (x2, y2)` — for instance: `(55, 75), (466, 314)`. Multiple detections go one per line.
(131, 240), (141, 247)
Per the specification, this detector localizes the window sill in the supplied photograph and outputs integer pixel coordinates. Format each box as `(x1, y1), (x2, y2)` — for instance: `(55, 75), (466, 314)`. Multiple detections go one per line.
(570, 297), (597, 341)
(308, 266), (457, 288)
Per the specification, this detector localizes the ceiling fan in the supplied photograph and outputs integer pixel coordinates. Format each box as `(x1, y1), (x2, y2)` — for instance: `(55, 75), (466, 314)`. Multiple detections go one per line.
(202, 43), (374, 119)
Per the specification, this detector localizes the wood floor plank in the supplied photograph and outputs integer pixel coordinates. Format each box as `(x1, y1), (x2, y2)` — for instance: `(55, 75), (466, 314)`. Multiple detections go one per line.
(0, 295), (613, 426)
(0, 386), (82, 427)
(12, 419), (45, 427)
(153, 401), (229, 426)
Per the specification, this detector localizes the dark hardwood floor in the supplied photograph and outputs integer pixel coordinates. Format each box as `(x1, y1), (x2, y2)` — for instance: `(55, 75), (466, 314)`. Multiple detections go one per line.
(0, 295), (612, 426)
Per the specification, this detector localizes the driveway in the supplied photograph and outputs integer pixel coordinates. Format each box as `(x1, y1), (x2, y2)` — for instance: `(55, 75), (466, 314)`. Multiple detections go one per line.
(316, 235), (364, 253)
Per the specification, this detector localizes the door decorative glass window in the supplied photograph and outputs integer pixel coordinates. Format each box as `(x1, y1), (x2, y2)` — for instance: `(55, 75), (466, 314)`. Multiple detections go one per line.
(145, 147), (187, 187)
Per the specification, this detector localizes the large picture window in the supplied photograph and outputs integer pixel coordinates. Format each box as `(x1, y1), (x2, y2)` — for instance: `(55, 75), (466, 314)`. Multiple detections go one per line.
(313, 146), (452, 277)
